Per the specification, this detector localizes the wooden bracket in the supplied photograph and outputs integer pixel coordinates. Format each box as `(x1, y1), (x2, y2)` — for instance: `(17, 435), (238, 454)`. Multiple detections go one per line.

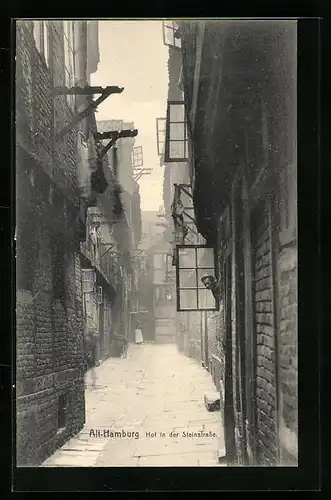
(54, 86), (124, 141)
(98, 129), (138, 158)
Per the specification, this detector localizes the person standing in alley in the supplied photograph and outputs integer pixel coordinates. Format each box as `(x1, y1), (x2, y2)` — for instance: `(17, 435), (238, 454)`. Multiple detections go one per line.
(85, 331), (97, 388)
(135, 320), (143, 345)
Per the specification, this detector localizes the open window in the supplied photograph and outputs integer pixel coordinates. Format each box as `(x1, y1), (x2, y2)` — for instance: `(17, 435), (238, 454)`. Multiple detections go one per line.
(175, 245), (219, 311)
(132, 146), (143, 168)
(162, 21), (181, 49)
(171, 184), (205, 246)
(165, 101), (188, 162)
(156, 118), (166, 158)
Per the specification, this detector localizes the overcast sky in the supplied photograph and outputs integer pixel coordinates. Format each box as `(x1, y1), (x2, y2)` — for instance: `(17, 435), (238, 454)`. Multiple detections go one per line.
(91, 20), (168, 212)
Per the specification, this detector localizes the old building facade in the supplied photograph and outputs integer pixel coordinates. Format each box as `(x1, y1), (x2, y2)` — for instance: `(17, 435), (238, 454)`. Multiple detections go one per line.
(162, 20), (298, 466)
(15, 20), (126, 465)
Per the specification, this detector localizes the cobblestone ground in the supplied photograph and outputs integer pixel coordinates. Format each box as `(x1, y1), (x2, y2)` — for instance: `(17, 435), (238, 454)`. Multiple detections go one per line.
(42, 343), (225, 467)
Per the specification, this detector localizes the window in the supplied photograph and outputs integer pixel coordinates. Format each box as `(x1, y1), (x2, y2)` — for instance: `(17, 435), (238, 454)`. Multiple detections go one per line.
(176, 245), (218, 311)
(82, 268), (96, 293)
(165, 101), (188, 162)
(156, 117), (166, 158)
(162, 21), (181, 49)
(132, 146), (143, 168)
(33, 21), (50, 67)
(63, 20), (75, 110)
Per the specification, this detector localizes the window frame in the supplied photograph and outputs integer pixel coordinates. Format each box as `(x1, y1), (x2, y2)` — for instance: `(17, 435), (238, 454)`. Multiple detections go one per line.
(156, 117), (166, 157)
(165, 101), (188, 162)
(175, 244), (219, 312)
(82, 268), (96, 294)
(132, 146), (143, 168)
(162, 21), (181, 49)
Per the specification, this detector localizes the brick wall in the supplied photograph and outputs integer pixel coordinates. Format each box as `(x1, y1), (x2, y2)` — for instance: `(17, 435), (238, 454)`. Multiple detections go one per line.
(16, 21), (78, 199)
(168, 46), (183, 100)
(252, 202), (278, 465)
(277, 245), (298, 465)
(16, 168), (85, 465)
(16, 20), (86, 466)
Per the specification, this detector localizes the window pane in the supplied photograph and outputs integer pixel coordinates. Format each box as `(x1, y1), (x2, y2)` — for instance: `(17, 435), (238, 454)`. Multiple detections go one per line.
(180, 289), (198, 310)
(197, 247), (214, 268)
(179, 269), (197, 288)
(198, 289), (216, 309)
(170, 103), (185, 123)
(164, 27), (175, 46)
(169, 140), (185, 159)
(184, 140), (188, 158)
(198, 268), (216, 288)
(178, 247), (195, 268)
(170, 122), (185, 141)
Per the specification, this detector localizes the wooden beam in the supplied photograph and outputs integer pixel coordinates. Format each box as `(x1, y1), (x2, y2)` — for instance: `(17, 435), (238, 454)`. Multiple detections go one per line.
(53, 85), (124, 96)
(180, 185), (193, 199)
(95, 129), (138, 141)
(98, 129), (139, 157)
(183, 210), (196, 224)
(99, 135), (118, 158)
(55, 87), (124, 141)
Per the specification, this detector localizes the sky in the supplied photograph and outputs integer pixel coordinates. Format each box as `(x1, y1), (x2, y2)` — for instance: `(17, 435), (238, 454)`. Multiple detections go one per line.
(91, 20), (169, 212)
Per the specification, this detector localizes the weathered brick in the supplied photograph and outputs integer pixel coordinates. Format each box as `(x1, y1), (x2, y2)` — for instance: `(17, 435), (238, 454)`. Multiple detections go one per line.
(16, 20), (86, 467)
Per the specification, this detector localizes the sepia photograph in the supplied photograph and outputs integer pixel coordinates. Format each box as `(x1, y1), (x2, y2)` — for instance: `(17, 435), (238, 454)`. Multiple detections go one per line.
(15, 18), (297, 469)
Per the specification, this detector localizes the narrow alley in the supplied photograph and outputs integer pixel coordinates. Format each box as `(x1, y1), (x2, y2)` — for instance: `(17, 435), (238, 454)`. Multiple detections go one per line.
(42, 344), (225, 467)
(15, 19), (299, 474)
